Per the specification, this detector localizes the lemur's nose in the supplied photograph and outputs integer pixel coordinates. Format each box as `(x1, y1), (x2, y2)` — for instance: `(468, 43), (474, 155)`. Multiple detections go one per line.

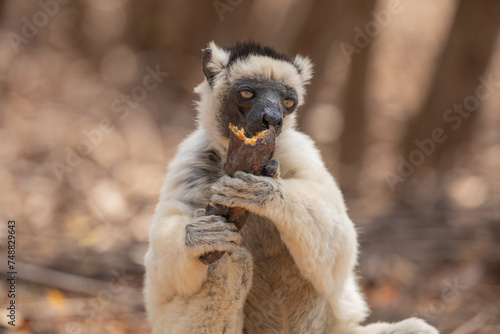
(261, 108), (282, 129)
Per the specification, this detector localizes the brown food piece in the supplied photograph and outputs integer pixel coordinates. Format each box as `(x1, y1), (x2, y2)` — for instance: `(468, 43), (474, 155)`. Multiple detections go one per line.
(198, 124), (276, 265)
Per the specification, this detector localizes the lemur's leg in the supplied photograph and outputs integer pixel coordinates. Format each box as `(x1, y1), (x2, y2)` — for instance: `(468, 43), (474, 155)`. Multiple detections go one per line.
(187, 247), (253, 334)
(184, 209), (253, 334)
(145, 207), (252, 334)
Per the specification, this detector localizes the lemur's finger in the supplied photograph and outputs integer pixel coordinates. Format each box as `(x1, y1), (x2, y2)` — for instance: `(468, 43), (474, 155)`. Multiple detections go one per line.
(210, 193), (234, 207)
(187, 216), (238, 233)
(214, 175), (248, 191)
(233, 172), (274, 192)
(232, 171), (258, 182)
(211, 183), (257, 203)
(194, 208), (206, 218)
(211, 193), (265, 210)
(262, 158), (280, 178)
(185, 239), (240, 258)
(211, 179), (249, 198)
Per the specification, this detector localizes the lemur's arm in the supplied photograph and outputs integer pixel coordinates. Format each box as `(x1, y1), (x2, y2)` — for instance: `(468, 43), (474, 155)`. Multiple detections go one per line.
(144, 202), (206, 306)
(144, 130), (242, 320)
(211, 129), (358, 299)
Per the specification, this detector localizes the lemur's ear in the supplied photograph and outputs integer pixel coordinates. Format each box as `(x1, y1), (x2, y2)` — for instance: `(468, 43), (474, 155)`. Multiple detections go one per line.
(202, 41), (230, 87)
(293, 55), (313, 85)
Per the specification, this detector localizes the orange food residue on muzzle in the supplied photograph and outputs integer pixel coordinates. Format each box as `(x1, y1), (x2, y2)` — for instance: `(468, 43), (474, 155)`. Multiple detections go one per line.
(229, 124), (269, 146)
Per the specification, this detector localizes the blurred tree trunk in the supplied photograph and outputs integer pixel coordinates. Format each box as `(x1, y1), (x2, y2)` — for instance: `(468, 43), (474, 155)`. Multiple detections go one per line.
(211, 1), (255, 45)
(178, 1), (220, 54)
(396, 0), (500, 196)
(269, 0), (317, 52)
(336, 0), (377, 193)
(131, 0), (219, 53)
(290, 0), (348, 120)
(291, 0), (346, 80)
(289, 0), (377, 193)
(130, 0), (219, 87)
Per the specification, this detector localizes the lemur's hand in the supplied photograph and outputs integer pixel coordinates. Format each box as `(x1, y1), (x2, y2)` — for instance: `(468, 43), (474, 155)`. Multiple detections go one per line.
(210, 169), (284, 212)
(261, 158), (280, 178)
(185, 209), (242, 258)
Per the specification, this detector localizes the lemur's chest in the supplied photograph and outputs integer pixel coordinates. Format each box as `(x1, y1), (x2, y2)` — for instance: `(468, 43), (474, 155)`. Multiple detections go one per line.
(241, 215), (328, 334)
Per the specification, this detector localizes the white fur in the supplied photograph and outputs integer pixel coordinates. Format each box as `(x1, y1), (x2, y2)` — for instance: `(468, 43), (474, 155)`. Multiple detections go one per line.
(144, 43), (438, 334)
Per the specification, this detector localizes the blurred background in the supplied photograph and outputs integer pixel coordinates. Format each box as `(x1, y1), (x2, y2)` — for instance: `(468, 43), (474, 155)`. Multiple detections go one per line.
(0, 0), (499, 333)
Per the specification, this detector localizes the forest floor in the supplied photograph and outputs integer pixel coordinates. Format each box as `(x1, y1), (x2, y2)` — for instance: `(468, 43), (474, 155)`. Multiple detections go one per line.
(1, 197), (499, 333)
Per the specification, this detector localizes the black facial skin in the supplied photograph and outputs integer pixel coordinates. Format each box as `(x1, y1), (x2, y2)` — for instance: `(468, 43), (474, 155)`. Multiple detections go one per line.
(217, 79), (298, 138)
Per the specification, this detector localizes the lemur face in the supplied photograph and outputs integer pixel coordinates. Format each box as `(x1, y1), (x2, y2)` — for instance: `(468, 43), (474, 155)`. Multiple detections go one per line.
(218, 78), (298, 137)
(196, 41), (313, 140)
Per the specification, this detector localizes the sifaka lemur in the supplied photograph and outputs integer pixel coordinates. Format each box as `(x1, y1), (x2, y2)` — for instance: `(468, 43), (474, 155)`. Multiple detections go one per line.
(143, 41), (439, 334)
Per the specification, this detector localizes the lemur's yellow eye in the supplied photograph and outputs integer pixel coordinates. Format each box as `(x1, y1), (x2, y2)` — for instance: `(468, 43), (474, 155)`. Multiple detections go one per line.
(240, 90), (254, 99)
(283, 99), (295, 108)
